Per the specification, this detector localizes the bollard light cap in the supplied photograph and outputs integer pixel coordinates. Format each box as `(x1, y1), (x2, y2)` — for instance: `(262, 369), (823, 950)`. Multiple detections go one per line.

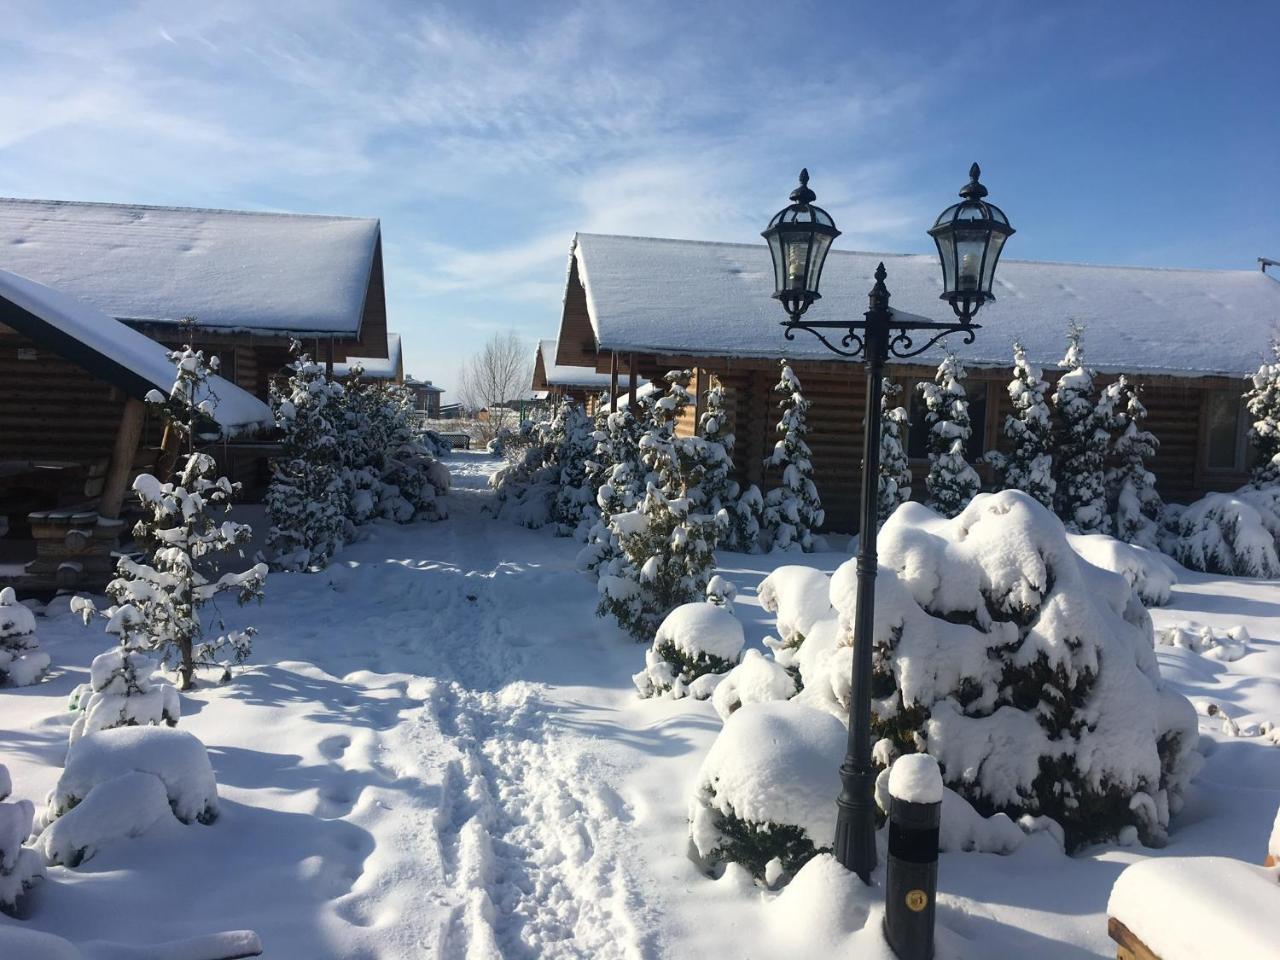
(888, 753), (943, 805)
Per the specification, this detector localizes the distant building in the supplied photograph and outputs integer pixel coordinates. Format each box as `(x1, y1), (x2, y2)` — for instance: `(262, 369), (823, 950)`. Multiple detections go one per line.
(405, 377), (445, 419)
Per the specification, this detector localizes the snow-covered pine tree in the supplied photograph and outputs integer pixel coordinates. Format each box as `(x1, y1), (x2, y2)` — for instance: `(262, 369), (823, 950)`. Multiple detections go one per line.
(596, 483), (719, 640)
(878, 379), (911, 526)
(699, 377), (755, 551)
(731, 486), (765, 554)
(640, 371), (694, 494)
(762, 363), (824, 551)
(0, 763), (43, 915)
(1104, 378), (1163, 549)
(0, 587), (49, 687)
(378, 383), (450, 522)
(265, 344), (349, 571)
(64, 644), (179, 745)
(919, 352), (980, 518)
(577, 407), (646, 576)
(1051, 323), (1110, 534)
(77, 345), (267, 690)
(1245, 340), (1280, 486)
(550, 398), (595, 536)
(336, 369), (388, 525)
(989, 341), (1056, 510)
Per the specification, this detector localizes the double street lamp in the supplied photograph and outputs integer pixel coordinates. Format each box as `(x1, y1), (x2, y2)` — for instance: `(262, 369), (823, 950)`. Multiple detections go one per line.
(762, 164), (1015, 883)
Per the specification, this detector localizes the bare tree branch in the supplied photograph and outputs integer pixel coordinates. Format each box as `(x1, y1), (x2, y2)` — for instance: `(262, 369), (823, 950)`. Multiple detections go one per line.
(459, 332), (533, 443)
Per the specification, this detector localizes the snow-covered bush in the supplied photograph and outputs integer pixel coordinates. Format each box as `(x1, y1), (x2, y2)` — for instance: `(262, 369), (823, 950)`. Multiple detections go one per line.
(1156, 623), (1249, 662)
(36, 771), (171, 868)
(549, 399), (595, 536)
(0, 587), (49, 687)
(577, 409), (645, 576)
(705, 574), (738, 611)
(689, 701), (844, 880)
(697, 380), (748, 547)
(817, 491), (1200, 850)
(1160, 487), (1280, 578)
(1068, 533), (1177, 607)
(763, 363), (824, 551)
(265, 346), (349, 571)
(0, 763), (44, 915)
(757, 565), (833, 648)
(1051, 324), (1110, 534)
(42, 726), (218, 828)
(65, 646), (180, 745)
(489, 417), (558, 528)
(988, 342), (1055, 510)
(1245, 340), (1280, 485)
(632, 601), (743, 698)
(878, 379), (912, 526)
(378, 385), (451, 523)
(79, 345), (267, 690)
(1104, 378), (1163, 549)
(919, 352), (980, 518)
(711, 649), (797, 721)
(729, 485), (765, 554)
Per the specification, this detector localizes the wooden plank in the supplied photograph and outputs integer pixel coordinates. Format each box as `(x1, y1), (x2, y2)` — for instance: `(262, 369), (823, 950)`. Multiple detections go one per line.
(99, 397), (147, 519)
(1108, 917), (1161, 960)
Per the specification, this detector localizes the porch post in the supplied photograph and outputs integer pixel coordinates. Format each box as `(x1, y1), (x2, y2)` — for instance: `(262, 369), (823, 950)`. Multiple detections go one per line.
(99, 397), (146, 519)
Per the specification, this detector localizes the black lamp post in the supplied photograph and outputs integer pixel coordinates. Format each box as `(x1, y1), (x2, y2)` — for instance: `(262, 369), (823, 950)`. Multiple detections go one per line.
(762, 163), (1014, 883)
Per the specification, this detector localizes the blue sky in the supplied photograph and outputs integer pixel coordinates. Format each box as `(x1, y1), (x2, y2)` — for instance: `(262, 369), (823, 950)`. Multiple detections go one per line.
(0, 1), (1274, 395)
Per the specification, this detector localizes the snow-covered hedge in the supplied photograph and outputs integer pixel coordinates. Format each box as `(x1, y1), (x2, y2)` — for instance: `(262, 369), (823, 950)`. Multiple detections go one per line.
(0, 587), (49, 687)
(1067, 532), (1177, 606)
(689, 701), (844, 880)
(757, 566), (832, 647)
(0, 763), (44, 915)
(816, 491), (1200, 850)
(1160, 486), (1280, 578)
(633, 602), (744, 699)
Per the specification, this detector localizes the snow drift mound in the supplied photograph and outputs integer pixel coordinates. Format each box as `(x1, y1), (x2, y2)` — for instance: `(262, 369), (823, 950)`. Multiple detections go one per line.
(1160, 486), (1280, 578)
(821, 490), (1200, 851)
(1067, 533), (1176, 606)
(757, 566), (832, 646)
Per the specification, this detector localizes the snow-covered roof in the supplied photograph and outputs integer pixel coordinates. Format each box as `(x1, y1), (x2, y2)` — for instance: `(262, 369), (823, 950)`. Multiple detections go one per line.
(0, 197), (380, 337)
(536, 337), (620, 388)
(405, 377), (444, 392)
(0, 268), (272, 437)
(334, 332), (402, 380)
(572, 233), (1280, 378)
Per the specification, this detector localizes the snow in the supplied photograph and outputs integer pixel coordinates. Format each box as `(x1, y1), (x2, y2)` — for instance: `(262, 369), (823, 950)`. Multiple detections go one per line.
(36, 772), (171, 868)
(0, 197), (378, 336)
(2, 451), (1280, 958)
(1107, 856), (1279, 959)
(0, 269), (272, 436)
(572, 232), (1280, 377)
(1068, 532), (1177, 606)
(756, 565), (832, 645)
(536, 338), (629, 389)
(888, 752), (943, 805)
(710, 649), (796, 720)
(331, 332), (401, 380)
(652, 601), (744, 661)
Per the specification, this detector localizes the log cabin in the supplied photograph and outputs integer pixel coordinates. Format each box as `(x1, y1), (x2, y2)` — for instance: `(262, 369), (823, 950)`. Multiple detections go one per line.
(552, 232), (1280, 533)
(334, 332), (405, 385)
(532, 337), (650, 413)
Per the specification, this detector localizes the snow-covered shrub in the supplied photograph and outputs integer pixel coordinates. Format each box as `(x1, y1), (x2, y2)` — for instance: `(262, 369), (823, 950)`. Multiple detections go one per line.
(689, 701), (844, 879)
(711, 649), (797, 721)
(757, 565), (833, 648)
(43, 726), (218, 828)
(489, 416), (558, 528)
(1067, 533), (1177, 607)
(1051, 323), (1110, 534)
(36, 771), (170, 868)
(919, 352), (980, 519)
(818, 491), (1200, 850)
(265, 346), (349, 571)
(0, 763), (44, 915)
(640, 371), (693, 491)
(1159, 488), (1280, 578)
(549, 399), (595, 536)
(577, 408), (645, 575)
(0, 587), (49, 687)
(763, 363), (824, 551)
(632, 601), (743, 698)
(1245, 340), (1280, 485)
(697, 380), (746, 546)
(878, 379), (912, 526)
(705, 575), (738, 611)
(1155, 623), (1249, 662)
(79, 345), (267, 690)
(988, 341), (1055, 510)
(1104, 378), (1163, 549)
(378, 384), (451, 522)
(729, 485), (765, 554)
(65, 646), (180, 745)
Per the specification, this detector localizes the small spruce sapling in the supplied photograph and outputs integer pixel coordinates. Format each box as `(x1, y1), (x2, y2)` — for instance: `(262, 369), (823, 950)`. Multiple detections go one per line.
(878, 379), (912, 526)
(988, 342), (1055, 510)
(64, 644), (179, 745)
(919, 352), (980, 518)
(77, 345), (267, 690)
(1104, 378), (1163, 549)
(0, 588), (49, 687)
(763, 363), (824, 551)
(1051, 323), (1110, 534)
(1245, 340), (1280, 486)
(550, 399), (595, 536)
(0, 763), (44, 916)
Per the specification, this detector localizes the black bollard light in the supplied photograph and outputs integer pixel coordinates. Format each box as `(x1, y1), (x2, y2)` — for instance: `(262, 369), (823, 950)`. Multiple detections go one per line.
(884, 754), (942, 960)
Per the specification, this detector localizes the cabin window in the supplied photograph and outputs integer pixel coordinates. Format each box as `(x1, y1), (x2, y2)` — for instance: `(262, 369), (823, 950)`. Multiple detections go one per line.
(1204, 390), (1250, 471)
(906, 381), (988, 461)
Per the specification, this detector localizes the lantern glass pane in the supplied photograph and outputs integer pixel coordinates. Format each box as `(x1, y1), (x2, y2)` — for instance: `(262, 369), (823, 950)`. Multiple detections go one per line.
(808, 232), (834, 294)
(981, 231), (1007, 294)
(955, 232), (987, 295)
(766, 232), (786, 296)
(934, 232), (956, 294)
(782, 230), (812, 292)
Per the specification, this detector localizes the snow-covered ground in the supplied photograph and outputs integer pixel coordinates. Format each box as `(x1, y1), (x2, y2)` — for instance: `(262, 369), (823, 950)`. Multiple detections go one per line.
(2, 450), (1278, 958)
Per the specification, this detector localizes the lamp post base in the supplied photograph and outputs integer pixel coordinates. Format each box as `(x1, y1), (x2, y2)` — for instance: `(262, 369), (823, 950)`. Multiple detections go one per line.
(835, 756), (879, 882)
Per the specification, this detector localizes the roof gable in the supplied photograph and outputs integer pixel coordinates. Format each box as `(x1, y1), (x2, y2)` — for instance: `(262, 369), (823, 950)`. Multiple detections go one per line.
(573, 233), (1280, 378)
(0, 197), (380, 337)
(535, 337), (626, 389)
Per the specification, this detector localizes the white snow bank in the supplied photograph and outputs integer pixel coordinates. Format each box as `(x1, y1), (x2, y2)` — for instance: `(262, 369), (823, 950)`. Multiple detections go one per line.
(1156, 623), (1250, 662)
(0, 268), (272, 436)
(0, 927), (81, 960)
(48, 727), (218, 827)
(36, 771), (171, 867)
(0, 926), (265, 960)
(1108, 857), (1279, 960)
(887, 753), (943, 805)
(711, 649), (797, 721)
(689, 702), (844, 876)
(1161, 489), (1280, 578)
(758, 566), (832, 645)
(1067, 533), (1176, 606)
